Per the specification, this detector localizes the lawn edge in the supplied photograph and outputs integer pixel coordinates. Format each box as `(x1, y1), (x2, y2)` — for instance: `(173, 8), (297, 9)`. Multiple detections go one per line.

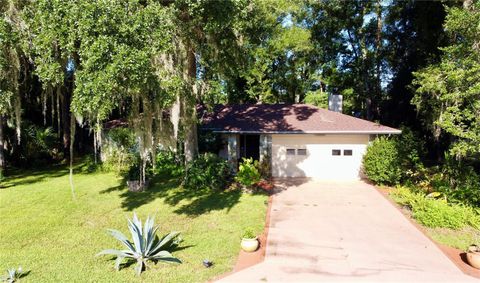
(211, 194), (273, 282)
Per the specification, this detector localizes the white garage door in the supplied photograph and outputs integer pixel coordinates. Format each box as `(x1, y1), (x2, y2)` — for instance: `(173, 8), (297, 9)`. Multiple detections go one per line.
(271, 134), (369, 180)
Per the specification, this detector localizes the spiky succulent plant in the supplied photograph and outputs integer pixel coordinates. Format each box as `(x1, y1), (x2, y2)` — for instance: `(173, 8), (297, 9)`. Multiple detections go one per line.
(1, 267), (26, 283)
(97, 213), (182, 275)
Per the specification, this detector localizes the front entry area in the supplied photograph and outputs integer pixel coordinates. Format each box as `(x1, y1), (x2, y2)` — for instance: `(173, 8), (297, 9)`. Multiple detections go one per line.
(239, 134), (260, 161)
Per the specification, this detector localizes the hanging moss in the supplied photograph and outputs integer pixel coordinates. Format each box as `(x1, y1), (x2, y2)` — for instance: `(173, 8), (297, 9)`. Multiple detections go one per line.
(170, 96), (180, 140)
(13, 90), (21, 143)
(0, 23), (22, 144)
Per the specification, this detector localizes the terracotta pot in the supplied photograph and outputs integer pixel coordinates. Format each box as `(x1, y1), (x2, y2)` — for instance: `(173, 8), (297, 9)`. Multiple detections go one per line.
(241, 237), (259, 253)
(467, 246), (480, 269)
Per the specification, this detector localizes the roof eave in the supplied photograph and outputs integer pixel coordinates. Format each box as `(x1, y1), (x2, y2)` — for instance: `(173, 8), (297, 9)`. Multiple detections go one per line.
(205, 129), (402, 135)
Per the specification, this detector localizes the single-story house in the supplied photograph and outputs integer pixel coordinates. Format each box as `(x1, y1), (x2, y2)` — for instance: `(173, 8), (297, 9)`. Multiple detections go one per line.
(201, 104), (401, 180)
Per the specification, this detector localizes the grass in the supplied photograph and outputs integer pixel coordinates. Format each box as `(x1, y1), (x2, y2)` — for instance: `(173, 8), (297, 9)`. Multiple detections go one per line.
(387, 186), (480, 251)
(426, 227), (480, 251)
(0, 163), (268, 282)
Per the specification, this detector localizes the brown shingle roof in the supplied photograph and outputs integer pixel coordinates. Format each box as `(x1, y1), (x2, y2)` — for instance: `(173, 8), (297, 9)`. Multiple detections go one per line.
(200, 104), (401, 134)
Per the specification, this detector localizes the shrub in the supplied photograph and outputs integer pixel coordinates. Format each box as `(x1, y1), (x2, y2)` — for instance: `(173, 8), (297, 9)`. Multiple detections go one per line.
(434, 156), (480, 207)
(80, 155), (102, 173)
(12, 123), (61, 166)
(395, 127), (426, 183)
(153, 151), (184, 178)
(183, 153), (231, 190)
(101, 128), (137, 174)
(198, 131), (224, 154)
(391, 187), (480, 229)
(100, 128), (160, 183)
(235, 158), (261, 187)
(257, 157), (271, 179)
(363, 136), (402, 185)
(363, 128), (427, 186)
(412, 154), (480, 207)
(97, 213), (182, 276)
(124, 155), (146, 181)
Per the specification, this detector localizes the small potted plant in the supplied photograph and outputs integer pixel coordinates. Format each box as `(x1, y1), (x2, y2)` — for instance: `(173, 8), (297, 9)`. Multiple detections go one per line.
(241, 228), (259, 252)
(467, 244), (480, 269)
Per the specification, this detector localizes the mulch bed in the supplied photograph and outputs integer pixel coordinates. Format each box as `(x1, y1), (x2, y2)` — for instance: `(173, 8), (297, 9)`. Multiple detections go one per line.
(375, 186), (480, 279)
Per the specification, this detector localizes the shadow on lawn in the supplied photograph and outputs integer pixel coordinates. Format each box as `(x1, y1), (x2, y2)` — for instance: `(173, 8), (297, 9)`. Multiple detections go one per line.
(1, 161), (99, 188)
(2, 165), (69, 188)
(100, 174), (242, 217)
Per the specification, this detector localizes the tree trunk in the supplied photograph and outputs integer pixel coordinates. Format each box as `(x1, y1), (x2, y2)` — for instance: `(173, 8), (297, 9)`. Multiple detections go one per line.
(60, 86), (71, 160)
(375, 0), (383, 119)
(183, 106), (198, 163)
(357, 3), (372, 120)
(183, 43), (198, 163)
(0, 115), (4, 179)
(361, 34), (372, 120)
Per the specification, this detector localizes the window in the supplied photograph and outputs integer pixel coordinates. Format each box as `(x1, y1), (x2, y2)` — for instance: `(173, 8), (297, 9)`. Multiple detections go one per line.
(344, 149), (353, 156)
(297, 149), (307, 156)
(286, 149), (296, 155)
(332, 149), (341, 156)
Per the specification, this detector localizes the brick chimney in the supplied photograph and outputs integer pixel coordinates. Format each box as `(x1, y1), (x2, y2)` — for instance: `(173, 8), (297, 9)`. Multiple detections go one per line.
(328, 94), (343, 113)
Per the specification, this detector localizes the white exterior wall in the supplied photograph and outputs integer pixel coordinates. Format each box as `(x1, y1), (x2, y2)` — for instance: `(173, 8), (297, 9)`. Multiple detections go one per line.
(226, 134), (241, 172)
(271, 134), (369, 180)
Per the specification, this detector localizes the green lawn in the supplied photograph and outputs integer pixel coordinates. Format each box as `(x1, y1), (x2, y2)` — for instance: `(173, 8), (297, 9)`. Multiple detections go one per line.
(0, 164), (268, 282)
(426, 227), (480, 251)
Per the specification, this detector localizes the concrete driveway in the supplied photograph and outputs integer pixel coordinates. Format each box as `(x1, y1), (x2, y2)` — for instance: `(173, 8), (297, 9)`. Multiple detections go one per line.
(220, 180), (475, 282)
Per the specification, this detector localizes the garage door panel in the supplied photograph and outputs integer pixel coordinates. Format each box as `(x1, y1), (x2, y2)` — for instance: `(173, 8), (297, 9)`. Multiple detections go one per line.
(272, 144), (307, 177)
(271, 134), (368, 180)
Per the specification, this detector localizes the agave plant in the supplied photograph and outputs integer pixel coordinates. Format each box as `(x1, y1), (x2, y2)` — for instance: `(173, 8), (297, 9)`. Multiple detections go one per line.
(1, 267), (26, 283)
(97, 213), (182, 275)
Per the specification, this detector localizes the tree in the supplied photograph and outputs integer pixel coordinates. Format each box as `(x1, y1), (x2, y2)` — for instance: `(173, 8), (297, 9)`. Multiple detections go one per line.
(73, 0), (173, 183)
(164, 0), (282, 161)
(24, 0), (272, 176)
(0, 0), (24, 178)
(382, 1), (448, 128)
(0, 0), (468, 183)
(26, 0), (78, 158)
(305, 0), (385, 118)
(413, 1), (480, 160)
(23, 0), (174, 188)
(217, 0), (320, 105)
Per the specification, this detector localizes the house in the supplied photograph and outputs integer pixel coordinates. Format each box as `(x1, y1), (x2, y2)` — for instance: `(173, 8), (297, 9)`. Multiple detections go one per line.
(201, 104), (401, 180)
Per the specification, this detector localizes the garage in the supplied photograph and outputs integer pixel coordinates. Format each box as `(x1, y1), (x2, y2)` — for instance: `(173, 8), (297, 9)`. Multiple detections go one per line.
(271, 134), (369, 180)
(201, 103), (401, 181)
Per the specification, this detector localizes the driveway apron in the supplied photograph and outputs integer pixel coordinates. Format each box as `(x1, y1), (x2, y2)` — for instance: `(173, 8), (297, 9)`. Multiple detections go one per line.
(220, 180), (475, 282)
